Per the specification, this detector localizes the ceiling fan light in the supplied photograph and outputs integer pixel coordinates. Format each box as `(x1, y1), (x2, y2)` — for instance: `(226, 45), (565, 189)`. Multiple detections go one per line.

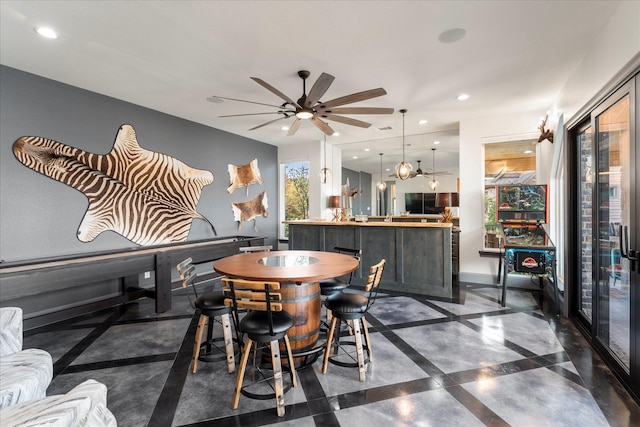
(296, 109), (314, 119)
(396, 161), (412, 180)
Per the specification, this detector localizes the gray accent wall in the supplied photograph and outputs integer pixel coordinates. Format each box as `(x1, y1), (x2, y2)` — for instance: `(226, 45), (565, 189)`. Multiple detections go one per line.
(0, 66), (278, 263)
(342, 167), (371, 216)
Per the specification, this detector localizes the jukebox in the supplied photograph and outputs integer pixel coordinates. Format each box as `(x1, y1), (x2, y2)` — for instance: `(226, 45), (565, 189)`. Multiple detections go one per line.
(496, 185), (559, 314)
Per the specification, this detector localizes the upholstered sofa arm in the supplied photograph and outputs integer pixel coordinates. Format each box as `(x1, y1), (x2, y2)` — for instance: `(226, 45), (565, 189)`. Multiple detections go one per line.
(0, 379), (117, 427)
(0, 307), (23, 356)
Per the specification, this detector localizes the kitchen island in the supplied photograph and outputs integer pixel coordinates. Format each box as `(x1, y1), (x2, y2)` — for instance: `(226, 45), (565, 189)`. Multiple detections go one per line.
(285, 220), (454, 298)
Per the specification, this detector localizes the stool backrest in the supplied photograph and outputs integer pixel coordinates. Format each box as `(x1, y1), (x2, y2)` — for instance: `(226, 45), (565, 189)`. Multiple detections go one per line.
(334, 247), (361, 284)
(364, 259), (385, 311)
(176, 257), (200, 299)
(239, 245), (273, 253)
(222, 278), (282, 335)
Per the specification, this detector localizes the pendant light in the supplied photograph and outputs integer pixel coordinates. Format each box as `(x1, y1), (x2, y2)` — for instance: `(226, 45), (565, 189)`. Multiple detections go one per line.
(395, 109), (412, 180)
(428, 148), (439, 191)
(318, 135), (331, 184)
(376, 153), (387, 192)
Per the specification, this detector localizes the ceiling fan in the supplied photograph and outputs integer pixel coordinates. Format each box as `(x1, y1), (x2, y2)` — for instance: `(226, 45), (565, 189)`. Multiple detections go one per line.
(212, 70), (394, 136)
(388, 157), (451, 178)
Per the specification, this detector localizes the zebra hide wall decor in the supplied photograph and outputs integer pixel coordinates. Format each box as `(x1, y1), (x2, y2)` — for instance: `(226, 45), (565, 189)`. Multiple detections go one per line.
(231, 191), (268, 231)
(12, 124), (217, 246)
(227, 159), (262, 195)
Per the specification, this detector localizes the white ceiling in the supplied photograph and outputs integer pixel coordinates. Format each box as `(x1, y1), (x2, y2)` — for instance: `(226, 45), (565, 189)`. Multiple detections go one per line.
(0, 1), (621, 174)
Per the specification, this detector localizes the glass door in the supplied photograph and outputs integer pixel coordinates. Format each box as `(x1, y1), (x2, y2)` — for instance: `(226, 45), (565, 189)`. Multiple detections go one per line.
(594, 90), (632, 370)
(572, 75), (638, 399)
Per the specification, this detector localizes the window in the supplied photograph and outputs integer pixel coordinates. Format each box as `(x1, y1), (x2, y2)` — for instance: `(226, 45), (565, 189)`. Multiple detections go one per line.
(280, 161), (309, 239)
(483, 138), (537, 251)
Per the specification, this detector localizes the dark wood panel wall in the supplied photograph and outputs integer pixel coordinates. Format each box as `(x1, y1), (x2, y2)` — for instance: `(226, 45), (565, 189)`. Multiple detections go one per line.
(288, 223), (452, 298)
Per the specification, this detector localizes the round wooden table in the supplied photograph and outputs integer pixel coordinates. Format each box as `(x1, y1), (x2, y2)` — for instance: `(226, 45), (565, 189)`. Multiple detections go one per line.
(214, 250), (359, 364)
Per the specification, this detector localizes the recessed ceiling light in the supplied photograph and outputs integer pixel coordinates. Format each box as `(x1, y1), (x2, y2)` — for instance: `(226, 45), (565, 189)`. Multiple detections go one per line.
(418, 119), (428, 125)
(433, 140), (440, 145)
(524, 150), (533, 154)
(332, 132), (339, 137)
(457, 94), (470, 101)
(364, 148), (370, 152)
(281, 126), (289, 131)
(34, 27), (58, 39)
(206, 96), (223, 103)
(352, 156), (358, 159)
(438, 28), (467, 44)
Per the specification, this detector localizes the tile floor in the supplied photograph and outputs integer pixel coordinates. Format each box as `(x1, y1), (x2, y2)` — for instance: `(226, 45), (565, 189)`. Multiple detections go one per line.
(23, 281), (640, 427)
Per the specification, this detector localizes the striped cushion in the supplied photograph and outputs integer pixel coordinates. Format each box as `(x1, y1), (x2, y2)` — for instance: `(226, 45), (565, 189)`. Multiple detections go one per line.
(0, 379), (117, 426)
(0, 348), (53, 408)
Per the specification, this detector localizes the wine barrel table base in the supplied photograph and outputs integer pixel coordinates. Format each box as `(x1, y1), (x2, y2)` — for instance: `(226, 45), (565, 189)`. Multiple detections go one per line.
(214, 250), (359, 368)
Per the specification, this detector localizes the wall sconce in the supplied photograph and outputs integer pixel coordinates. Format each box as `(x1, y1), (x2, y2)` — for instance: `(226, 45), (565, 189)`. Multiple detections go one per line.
(538, 115), (554, 143)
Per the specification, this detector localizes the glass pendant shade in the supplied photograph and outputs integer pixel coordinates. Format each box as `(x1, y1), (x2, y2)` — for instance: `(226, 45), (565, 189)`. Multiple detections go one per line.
(396, 161), (412, 180)
(428, 179), (439, 191)
(319, 167), (330, 184)
(377, 152), (386, 192)
(319, 136), (331, 184)
(395, 109), (412, 180)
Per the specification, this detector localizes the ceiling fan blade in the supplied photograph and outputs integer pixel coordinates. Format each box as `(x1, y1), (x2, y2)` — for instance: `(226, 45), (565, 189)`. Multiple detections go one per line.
(316, 88), (388, 109)
(322, 107), (395, 115)
(287, 118), (302, 136)
(309, 117), (335, 135)
(305, 72), (335, 107)
(424, 171), (452, 176)
(248, 116), (289, 131)
(321, 114), (371, 128)
(210, 96), (284, 109)
(219, 112), (289, 118)
(250, 77), (300, 107)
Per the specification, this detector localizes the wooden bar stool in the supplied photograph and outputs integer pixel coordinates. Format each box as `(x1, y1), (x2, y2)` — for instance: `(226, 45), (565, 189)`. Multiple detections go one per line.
(176, 258), (235, 374)
(222, 278), (297, 417)
(319, 247), (361, 325)
(322, 259), (385, 382)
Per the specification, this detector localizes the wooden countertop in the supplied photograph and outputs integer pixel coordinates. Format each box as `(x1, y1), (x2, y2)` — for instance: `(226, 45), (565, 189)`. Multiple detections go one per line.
(284, 220), (452, 228)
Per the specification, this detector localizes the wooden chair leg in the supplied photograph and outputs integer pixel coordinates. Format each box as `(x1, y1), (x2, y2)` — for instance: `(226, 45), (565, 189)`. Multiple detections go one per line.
(221, 313), (235, 373)
(361, 317), (373, 362)
(322, 317), (338, 374)
(352, 318), (366, 381)
(270, 340), (285, 417)
(283, 334), (297, 388)
(191, 314), (207, 374)
(232, 337), (253, 410)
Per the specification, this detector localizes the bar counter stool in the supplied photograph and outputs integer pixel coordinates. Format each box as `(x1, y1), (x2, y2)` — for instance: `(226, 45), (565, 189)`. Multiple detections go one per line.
(319, 247), (361, 326)
(176, 258), (235, 374)
(322, 259), (385, 382)
(222, 278), (297, 417)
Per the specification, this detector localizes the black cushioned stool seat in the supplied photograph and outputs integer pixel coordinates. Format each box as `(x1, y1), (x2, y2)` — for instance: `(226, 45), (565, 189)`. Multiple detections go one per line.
(177, 258), (236, 375)
(319, 247), (361, 327)
(322, 259), (385, 382)
(223, 278), (297, 418)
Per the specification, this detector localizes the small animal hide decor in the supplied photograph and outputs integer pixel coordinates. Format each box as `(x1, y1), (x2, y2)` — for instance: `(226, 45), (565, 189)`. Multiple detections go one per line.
(227, 159), (262, 195)
(232, 191), (268, 231)
(12, 124), (216, 246)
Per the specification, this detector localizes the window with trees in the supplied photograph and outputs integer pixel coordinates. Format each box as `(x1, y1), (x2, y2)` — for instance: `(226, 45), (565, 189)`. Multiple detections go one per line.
(281, 161), (309, 239)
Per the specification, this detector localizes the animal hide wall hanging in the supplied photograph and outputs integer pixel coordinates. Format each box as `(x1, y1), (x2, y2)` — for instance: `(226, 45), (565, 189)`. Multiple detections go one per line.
(231, 191), (268, 231)
(12, 124), (216, 246)
(227, 159), (262, 195)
